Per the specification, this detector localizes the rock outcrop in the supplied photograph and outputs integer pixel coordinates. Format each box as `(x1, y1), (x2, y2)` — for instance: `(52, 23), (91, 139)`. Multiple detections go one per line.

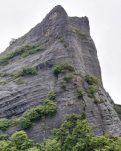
(0, 5), (121, 143)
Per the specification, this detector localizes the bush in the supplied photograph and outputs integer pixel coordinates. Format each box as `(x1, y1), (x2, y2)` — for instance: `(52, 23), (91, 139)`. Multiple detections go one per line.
(11, 131), (34, 150)
(81, 111), (86, 120)
(0, 118), (12, 131)
(89, 85), (97, 96)
(43, 99), (57, 116)
(63, 74), (73, 83)
(94, 99), (99, 105)
(76, 88), (84, 99)
(0, 134), (7, 140)
(85, 73), (99, 85)
(47, 90), (56, 100)
(15, 67), (37, 78)
(52, 62), (74, 76)
(60, 80), (67, 89)
(19, 117), (32, 129)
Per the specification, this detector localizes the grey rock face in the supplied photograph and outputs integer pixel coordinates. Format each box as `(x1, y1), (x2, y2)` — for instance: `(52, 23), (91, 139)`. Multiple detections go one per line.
(0, 5), (121, 143)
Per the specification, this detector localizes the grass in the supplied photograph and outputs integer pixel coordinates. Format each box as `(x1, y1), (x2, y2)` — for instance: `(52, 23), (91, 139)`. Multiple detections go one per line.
(16, 79), (25, 85)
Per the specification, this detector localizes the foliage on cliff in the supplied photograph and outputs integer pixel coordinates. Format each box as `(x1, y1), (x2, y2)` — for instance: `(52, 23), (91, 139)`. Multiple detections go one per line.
(0, 90), (57, 131)
(0, 112), (121, 151)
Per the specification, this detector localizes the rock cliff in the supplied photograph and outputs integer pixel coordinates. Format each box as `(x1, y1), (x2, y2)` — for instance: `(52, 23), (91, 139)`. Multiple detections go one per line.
(0, 5), (121, 143)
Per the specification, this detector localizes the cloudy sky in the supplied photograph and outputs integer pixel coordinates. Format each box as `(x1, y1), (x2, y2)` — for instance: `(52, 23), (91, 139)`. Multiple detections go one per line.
(0, 0), (121, 104)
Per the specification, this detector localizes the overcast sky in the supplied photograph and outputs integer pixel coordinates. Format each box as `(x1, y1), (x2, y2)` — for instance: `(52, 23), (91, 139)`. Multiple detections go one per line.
(0, 0), (121, 104)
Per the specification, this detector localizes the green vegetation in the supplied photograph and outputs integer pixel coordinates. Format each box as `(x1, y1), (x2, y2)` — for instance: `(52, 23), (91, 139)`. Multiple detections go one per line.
(0, 134), (7, 141)
(114, 104), (121, 119)
(52, 62), (74, 76)
(63, 74), (73, 83)
(72, 25), (88, 40)
(21, 46), (45, 57)
(0, 67), (37, 85)
(94, 100), (99, 105)
(0, 45), (45, 66)
(76, 88), (84, 99)
(16, 79), (25, 85)
(85, 73), (99, 85)
(0, 118), (12, 131)
(0, 72), (14, 77)
(15, 67), (37, 78)
(2, 79), (9, 85)
(60, 80), (67, 90)
(94, 99), (104, 105)
(47, 90), (56, 100)
(89, 85), (97, 97)
(0, 91), (57, 131)
(1, 112), (121, 150)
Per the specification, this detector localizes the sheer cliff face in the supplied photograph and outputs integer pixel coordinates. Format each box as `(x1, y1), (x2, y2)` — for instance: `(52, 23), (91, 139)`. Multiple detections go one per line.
(0, 5), (121, 143)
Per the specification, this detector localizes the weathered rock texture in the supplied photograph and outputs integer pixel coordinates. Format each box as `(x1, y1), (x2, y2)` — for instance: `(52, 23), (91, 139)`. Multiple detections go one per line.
(0, 5), (121, 143)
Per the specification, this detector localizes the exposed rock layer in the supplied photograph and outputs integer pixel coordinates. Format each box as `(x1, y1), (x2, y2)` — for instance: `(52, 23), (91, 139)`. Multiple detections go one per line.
(0, 5), (121, 143)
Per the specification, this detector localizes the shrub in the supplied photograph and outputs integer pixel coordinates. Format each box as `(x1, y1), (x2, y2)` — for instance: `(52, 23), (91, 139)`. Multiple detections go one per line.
(19, 108), (40, 129)
(89, 85), (97, 96)
(63, 74), (73, 83)
(81, 111), (86, 120)
(85, 73), (99, 85)
(15, 67), (37, 78)
(0, 134), (7, 140)
(19, 117), (32, 129)
(18, 99), (56, 129)
(60, 80), (67, 89)
(47, 90), (56, 100)
(94, 100), (99, 105)
(52, 62), (74, 76)
(11, 131), (34, 150)
(22, 108), (40, 120)
(43, 99), (57, 116)
(0, 118), (12, 131)
(35, 105), (46, 116)
(76, 88), (84, 99)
